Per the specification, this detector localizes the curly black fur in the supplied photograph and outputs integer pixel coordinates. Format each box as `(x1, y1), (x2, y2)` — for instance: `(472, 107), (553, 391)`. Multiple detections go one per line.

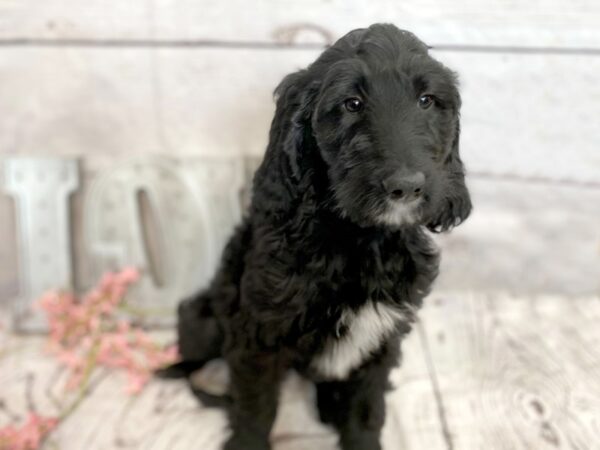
(162, 24), (471, 450)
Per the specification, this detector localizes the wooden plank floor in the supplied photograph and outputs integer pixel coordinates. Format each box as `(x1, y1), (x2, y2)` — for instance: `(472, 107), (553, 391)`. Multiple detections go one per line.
(1, 291), (599, 450)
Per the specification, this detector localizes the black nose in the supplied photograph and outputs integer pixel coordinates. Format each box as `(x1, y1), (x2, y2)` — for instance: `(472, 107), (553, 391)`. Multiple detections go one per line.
(382, 171), (425, 201)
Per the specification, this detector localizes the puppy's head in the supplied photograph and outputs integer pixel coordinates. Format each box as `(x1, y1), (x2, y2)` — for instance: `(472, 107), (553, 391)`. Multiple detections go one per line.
(263, 23), (471, 232)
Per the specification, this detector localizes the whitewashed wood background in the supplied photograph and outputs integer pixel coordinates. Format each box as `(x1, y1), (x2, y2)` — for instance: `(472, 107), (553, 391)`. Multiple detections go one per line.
(1, 0), (600, 307)
(1, 3), (600, 449)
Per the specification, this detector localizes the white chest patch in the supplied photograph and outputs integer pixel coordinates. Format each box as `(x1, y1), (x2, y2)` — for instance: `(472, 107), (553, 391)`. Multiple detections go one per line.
(312, 302), (407, 380)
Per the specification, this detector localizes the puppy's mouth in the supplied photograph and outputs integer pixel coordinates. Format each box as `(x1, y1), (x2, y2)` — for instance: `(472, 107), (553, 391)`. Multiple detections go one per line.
(374, 197), (424, 227)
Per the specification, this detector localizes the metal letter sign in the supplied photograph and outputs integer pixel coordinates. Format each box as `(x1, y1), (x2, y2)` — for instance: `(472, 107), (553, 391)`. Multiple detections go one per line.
(83, 157), (243, 327)
(4, 158), (79, 331)
(3, 156), (244, 331)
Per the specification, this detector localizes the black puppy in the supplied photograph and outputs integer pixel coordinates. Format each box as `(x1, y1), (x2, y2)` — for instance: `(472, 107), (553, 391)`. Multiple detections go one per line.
(165, 23), (471, 450)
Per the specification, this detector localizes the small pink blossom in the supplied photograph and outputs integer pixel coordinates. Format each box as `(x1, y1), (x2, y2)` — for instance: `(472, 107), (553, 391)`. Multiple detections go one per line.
(99, 272), (117, 290)
(37, 266), (177, 397)
(118, 266), (140, 284)
(4, 266), (179, 450)
(0, 413), (58, 450)
(126, 372), (149, 395)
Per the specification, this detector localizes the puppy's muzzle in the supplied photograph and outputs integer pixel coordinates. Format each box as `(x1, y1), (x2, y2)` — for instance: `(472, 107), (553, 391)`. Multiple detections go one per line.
(382, 170), (425, 202)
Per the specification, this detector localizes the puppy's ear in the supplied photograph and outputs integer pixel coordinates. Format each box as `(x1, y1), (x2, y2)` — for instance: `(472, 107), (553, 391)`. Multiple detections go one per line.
(251, 70), (320, 216)
(273, 72), (320, 181)
(427, 120), (472, 233)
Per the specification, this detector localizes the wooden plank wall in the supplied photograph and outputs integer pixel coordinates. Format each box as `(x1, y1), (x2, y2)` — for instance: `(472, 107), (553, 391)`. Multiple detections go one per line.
(1, 0), (599, 47)
(1, 1), (599, 297)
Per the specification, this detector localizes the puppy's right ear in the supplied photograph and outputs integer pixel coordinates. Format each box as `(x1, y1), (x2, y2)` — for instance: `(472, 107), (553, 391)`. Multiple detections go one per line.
(251, 70), (320, 217)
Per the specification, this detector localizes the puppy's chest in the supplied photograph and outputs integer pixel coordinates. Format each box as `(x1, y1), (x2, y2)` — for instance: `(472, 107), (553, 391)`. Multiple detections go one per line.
(302, 238), (425, 379)
(311, 301), (407, 380)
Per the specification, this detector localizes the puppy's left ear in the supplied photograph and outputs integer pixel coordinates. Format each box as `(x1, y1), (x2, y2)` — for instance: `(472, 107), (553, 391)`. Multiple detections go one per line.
(275, 74), (320, 182)
(427, 120), (472, 233)
(250, 71), (321, 218)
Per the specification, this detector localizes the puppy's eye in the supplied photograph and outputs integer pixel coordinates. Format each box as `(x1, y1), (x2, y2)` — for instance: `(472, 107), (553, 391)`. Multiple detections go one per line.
(344, 97), (364, 113)
(418, 94), (435, 109)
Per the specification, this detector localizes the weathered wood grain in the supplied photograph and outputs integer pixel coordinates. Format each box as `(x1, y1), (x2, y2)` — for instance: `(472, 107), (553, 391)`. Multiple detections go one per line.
(434, 178), (600, 297)
(432, 51), (600, 185)
(0, 185), (17, 302)
(419, 292), (600, 449)
(0, 0), (599, 48)
(2, 46), (599, 318)
(0, 48), (598, 183)
(0, 48), (316, 170)
(3, 293), (600, 449)
(384, 323), (448, 450)
(0, 307), (447, 450)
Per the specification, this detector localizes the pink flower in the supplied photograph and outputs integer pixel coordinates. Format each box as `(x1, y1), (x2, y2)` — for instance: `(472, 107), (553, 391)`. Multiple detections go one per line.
(109, 285), (127, 304)
(36, 266), (177, 397)
(99, 272), (117, 290)
(81, 288), (102, 306)
(0, 413), (57, 450)
(126, 372), (149, 395)
(118, 267), (140, 285)
(117, 320), (130, 334)
(56, 350), (83, 370)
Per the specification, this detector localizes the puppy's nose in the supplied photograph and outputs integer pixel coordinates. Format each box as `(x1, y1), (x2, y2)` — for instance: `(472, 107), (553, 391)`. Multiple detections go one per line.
(383, 171), (425, 201)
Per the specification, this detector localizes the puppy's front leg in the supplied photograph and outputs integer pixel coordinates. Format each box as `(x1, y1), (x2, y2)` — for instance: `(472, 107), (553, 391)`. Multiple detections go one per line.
(223, 352), (283, 450)
(317, 363), (391, 450)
